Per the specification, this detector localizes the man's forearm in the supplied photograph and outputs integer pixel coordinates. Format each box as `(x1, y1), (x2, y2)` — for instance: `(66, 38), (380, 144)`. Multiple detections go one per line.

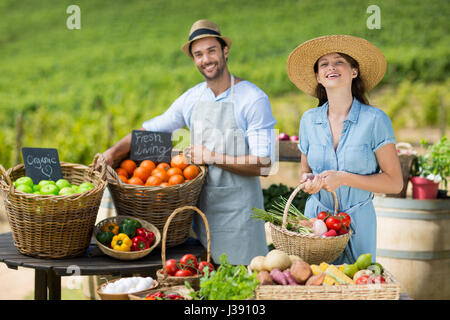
(211, 153), (272, 177)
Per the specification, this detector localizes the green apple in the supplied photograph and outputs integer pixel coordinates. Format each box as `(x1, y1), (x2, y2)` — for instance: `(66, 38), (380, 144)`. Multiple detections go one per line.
(15, 176), (34, 188)
(16, 184), (33, 194)
(356, 253), (372, 270)
(40, 184), (59, 195)
(33, 185), (41, 192)
(38, 180), (56, 187)
(79, 182), (94, 190)
(72, 185), (80, 193)
(59, 187), (76, 196)
(56, 179), (71, 190)
(78, 182), (94, 193)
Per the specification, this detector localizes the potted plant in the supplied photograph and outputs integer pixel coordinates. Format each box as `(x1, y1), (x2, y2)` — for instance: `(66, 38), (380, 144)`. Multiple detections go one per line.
(410, 136), (449, 199)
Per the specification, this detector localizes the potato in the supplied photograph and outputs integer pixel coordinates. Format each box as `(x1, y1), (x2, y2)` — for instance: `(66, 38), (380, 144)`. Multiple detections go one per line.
(289, 255), (303, 265)
(249, 256), (266, 272)
(305, 273), (326, 286)
(289, 260), (312, 284)
(257, 270), (274, 285)
(263, 249), (291, 271)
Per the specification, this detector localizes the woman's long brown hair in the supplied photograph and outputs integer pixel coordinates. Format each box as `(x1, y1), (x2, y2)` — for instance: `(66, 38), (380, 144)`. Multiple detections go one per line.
(313, 52), (369, 106)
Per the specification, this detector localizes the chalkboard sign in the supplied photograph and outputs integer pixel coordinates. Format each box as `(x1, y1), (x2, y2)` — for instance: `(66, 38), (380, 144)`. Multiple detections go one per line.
(130, 130), (172, 163)
(22, 148), (63, 184)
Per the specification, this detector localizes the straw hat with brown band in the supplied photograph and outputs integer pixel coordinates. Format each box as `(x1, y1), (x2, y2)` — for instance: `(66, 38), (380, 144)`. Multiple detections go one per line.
(181, 19), (232, 58)
(286, 35), (387, 97)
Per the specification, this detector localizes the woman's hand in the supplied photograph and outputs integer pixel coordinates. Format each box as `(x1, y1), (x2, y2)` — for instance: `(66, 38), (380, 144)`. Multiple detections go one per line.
(319, 170), (346, 192)
(300, 173), (324, 194)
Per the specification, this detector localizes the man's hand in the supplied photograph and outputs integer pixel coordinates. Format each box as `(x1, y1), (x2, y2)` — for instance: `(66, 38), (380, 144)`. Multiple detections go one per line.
(190, 144), (220, 165)
(319, 170), (346, 192)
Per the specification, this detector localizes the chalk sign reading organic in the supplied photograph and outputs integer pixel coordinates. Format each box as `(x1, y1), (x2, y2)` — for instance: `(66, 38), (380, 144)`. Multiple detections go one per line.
(22, 148), (63, 184)
(130, 130), (172, 163)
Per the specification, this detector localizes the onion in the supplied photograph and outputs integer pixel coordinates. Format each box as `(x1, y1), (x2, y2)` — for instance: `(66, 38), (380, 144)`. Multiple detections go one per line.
(278, 133), (290, 141)
(313, 219), (328, 236)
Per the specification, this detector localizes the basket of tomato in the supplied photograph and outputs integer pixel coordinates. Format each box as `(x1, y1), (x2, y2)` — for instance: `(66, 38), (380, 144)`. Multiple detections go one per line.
(106, 153), (206, 248)
(156, 206), (214, 290)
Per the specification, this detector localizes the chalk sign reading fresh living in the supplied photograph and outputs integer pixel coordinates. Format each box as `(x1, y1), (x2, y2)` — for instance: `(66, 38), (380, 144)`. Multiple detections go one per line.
(130, 130), (172, 163)
(21, 147), (63, 184)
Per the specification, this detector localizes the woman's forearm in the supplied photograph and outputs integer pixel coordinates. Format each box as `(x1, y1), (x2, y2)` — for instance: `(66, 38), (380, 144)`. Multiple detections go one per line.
(340, 171), (403, 194)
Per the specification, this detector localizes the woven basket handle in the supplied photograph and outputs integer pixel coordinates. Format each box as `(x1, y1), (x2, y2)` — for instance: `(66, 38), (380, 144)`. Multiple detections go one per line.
(281, 183), (339, 230)
(161, 206), (211, 278)
(0, 164), (13, 193)
(90, 153), (107, 181)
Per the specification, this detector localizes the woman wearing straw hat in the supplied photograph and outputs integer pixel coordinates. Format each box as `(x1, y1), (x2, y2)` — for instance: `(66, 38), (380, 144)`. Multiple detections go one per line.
(287, 35), (403, 264)
(102, 20), (275, 265)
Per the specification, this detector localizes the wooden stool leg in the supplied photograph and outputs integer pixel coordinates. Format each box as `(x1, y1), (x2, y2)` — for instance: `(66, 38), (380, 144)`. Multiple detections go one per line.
(47, 270), (61, 300)
(35, 269), (47, 300)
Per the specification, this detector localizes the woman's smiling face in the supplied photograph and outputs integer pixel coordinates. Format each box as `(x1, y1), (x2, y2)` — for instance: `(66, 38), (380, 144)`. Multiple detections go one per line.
(315, 52), (358, 90)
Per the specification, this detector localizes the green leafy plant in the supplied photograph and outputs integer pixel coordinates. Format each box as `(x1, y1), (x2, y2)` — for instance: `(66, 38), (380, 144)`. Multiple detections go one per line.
(411, 136), (450, 190)
(186, 253), (259, 300)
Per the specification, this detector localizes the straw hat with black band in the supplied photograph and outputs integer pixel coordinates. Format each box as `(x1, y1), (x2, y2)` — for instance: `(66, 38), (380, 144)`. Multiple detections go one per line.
(181, 20), (232, 58)
(286, 35), (386, 97)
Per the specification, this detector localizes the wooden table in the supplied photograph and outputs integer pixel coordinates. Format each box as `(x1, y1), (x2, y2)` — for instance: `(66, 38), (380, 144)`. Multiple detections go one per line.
(0, 232), (206, 300)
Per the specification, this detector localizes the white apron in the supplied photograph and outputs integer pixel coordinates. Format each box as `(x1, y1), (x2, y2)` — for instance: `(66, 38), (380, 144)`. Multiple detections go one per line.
(190, 75), (268, 265)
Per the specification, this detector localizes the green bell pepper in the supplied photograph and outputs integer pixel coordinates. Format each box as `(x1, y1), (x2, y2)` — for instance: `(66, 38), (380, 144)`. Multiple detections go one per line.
(119, 222), (137, 238)
(121, 218), (142, 229)
(96, 231), (114, 246)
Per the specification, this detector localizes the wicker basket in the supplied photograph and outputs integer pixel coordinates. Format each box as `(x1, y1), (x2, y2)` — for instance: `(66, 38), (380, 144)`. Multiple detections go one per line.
(107, 157), (206, 248)
(387, 142), (417, 198)
(270, 183), (351, 265)
(0, 154), (107, 259)
(93, 215), (161, 260)
(253, 269), (400, 300)
(97, 277), (159, 300)
(156, 206), (211, 290)
(128, 285), (194, 300)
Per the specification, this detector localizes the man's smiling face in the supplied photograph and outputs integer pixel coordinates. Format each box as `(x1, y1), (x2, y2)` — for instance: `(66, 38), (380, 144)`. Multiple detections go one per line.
(191, 37), (229, 81)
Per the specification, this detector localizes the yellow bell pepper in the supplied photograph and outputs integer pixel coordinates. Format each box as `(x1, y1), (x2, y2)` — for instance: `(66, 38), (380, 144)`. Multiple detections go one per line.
(102, 222), (119, 235)
(111, 233), (132, 252)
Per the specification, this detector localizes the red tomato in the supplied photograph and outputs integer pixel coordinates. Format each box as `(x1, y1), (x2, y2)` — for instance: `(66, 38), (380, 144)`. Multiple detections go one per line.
(317, 211), (329, 221)
(337, 212), (351, 228)
(337, 226), (349, 235)
(355, 275), (371, 285)
(179, 254), (198, 272)
(325, 216), (342, 231)
(165, 259), (179, 276)
(197, 261), (215, 275)
(174, 269), (193, 277)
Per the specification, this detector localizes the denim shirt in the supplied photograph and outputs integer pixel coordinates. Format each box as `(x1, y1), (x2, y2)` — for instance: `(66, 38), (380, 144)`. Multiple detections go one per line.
(298, 98), (396, 213)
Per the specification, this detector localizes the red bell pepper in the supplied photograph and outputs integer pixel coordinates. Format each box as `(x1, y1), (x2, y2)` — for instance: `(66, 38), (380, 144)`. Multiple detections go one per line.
(131, 236), (150, 251)
(136, 227), (155, 246)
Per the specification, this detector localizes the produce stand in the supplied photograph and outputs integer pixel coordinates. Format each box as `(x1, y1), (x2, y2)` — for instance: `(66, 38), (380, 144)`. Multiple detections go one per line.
(0, 232), (206, 300)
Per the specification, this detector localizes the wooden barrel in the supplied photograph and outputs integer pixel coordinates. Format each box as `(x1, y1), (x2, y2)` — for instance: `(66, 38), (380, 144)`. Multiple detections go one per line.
(374, 196), (450, 299)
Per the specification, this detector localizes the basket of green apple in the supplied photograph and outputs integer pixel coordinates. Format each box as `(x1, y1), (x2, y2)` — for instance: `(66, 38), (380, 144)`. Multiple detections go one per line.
(0, 154), (107, 259)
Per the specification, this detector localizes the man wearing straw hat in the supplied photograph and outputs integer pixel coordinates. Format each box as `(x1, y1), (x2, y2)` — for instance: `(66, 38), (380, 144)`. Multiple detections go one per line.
(287, 35), (403, 264)
(102, 20), (276, 265)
